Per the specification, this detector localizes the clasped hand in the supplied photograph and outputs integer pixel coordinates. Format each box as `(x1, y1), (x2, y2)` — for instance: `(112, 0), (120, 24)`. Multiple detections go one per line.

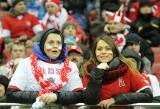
(98, 98), (115, 109)
(39, 93), (57, 105)
(97, 63), (109, 70)
(32, 93), (57, 109)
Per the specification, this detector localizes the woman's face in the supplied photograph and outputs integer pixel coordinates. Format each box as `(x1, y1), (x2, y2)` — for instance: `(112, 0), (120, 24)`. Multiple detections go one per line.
(95, 40), (114, 63)
(44, 33), (62, 59)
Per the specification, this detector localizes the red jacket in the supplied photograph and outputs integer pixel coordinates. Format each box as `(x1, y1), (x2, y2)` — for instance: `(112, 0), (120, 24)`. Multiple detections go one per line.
(82, 63), (149, 100)
(2, 14), (43, 39)
(100, 68), (149, 100)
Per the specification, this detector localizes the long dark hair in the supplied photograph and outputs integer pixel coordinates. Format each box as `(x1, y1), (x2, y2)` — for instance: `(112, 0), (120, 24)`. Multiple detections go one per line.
(0, 38), (5, 65)
(80, 33), (138, 77)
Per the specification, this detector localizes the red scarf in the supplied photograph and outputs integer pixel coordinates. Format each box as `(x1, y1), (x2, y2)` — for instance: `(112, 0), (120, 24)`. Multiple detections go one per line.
(30, 54), (71, 96)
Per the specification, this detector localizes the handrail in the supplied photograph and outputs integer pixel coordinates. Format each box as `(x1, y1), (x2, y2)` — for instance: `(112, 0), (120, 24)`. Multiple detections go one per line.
(0, 103), (160, 107)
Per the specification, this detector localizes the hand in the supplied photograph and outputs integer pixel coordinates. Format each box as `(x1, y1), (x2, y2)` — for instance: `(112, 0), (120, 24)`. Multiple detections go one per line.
(39, 93), (57, 105)
(98, 98), (115, 109)
(32, 97), (45, 109)
(97, 63), (109, 70)
(104, 24), (110, 33)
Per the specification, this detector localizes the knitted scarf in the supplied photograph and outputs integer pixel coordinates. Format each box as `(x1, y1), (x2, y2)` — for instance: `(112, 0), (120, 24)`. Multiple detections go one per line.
(86, 63), (128, 84)
(30, 54), (71, 96)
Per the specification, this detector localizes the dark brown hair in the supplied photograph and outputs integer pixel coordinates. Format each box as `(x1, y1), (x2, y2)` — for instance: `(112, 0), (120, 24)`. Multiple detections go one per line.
(80, 33), (138, 77)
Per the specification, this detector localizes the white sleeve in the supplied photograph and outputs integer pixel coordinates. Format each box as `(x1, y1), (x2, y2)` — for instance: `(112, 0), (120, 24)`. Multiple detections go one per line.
(9, 59), (29, 90)
(2, 29), (11, 38)
(41, 13), (49, 26)
(148, 74), (160, 97)
(33, 24), (43, 34)
(61, 62), (83, 91)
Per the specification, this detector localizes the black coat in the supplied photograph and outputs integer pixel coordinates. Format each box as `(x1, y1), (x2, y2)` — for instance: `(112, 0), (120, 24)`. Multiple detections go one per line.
(0, 96), (10, 109)
(6, 68), (104, 105)
(6, 66), (153, 105)
(88, 63), (153, 104)
(132, 14), (160, 47)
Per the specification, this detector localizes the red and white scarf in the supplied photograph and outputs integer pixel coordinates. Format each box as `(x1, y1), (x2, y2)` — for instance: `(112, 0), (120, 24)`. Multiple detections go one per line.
(42, 8), (68, 30)
(30, 54), (71, 96)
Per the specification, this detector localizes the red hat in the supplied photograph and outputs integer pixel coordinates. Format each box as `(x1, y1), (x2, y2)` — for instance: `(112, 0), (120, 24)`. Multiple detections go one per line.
(67, 45), (83, 55)
(108, 5), (125, 24)
(109, 11), (125, 24)
(45, 0), (60, 8)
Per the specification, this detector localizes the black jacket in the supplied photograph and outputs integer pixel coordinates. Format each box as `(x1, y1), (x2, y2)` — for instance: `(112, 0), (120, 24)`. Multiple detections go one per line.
(90, 63), (153, 104)
(97, 64), (152, 104)
(6, 68), (104, 105)
(152, 96), (160, 103)
(113, 88), (153, 104)
(0, 96), (10, 109)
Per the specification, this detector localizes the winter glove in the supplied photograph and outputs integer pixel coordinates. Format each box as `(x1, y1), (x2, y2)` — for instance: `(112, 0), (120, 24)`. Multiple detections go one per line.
(97, 63), (109, 70)
(109, 57), (121, 70)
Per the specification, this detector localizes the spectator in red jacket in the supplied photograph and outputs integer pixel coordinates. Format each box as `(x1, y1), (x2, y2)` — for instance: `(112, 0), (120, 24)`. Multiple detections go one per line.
(123, 48), (160, 102)
(2, 0), (43, 43)
(81, 33), (152, 108)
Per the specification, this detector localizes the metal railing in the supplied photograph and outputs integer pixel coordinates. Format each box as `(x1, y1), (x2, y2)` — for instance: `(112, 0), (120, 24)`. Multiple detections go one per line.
(1, 103), (160, 109)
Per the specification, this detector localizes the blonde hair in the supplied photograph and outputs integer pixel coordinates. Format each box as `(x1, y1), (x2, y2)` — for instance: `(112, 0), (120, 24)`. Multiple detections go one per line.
(119, 54), (139, 74)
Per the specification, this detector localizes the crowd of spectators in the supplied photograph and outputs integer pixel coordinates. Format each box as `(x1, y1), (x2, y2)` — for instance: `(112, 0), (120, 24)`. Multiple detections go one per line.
(0, 0), (160, 108)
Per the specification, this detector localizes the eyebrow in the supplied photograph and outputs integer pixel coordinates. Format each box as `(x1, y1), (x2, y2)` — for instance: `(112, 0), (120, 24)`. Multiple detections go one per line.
(97, 46), (111, 48)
